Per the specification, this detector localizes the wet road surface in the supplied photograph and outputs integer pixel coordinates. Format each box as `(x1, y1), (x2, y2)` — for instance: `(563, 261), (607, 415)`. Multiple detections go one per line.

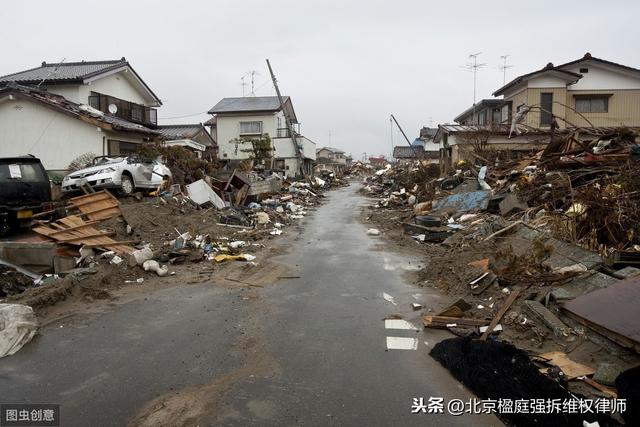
(0, 184), (499, 426)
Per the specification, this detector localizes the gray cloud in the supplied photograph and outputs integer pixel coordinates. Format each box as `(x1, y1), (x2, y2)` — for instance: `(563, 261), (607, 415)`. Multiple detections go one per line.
(2, 0), (638, 160)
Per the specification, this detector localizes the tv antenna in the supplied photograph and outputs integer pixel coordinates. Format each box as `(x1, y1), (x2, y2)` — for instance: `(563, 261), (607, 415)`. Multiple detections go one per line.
(499, 54), (513, 85)
(241, 76), (248, 97)
(462, 52), (486, 124)
(36, 57), (66, 88)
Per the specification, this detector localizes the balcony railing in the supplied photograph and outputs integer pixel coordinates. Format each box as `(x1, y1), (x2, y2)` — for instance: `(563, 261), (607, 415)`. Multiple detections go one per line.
(89, 92), (157, 127)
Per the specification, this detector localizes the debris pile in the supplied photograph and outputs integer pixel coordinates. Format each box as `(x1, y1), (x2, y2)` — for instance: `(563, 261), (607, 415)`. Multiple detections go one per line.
(362, 126), (640, 403)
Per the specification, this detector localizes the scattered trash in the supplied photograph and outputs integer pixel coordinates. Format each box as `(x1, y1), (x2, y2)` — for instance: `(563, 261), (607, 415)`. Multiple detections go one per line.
(366, 228), (381, 236)
(0, 304), (37, 358)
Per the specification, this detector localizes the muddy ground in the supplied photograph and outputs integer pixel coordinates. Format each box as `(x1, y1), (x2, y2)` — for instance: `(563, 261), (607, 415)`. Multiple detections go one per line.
(7, 195), (318, 327)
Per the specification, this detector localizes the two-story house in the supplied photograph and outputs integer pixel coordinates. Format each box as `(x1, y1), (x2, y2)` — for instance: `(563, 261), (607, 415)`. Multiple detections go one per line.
(206, 96), (316, 177)
(0, 58), (162, 171)
(492, 53), (640, 129)
(315, 147), (348, 174)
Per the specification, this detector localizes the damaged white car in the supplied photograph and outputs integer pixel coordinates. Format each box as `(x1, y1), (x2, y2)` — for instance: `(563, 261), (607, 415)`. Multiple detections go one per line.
(62, 155), (171, 195)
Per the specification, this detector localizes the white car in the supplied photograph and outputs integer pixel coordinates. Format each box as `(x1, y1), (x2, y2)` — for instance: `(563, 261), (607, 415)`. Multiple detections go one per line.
(62, 155), (172, 194)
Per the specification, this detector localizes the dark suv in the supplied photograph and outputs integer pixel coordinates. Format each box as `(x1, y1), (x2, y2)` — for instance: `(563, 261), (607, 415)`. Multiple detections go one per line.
(0, 155), (53, 235)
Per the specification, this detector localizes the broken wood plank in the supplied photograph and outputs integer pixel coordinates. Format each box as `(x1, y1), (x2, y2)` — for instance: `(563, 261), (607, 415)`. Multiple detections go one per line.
(538, 351), (595, 380)
(79, 240), (140, 248)
(582, 377), (617, 398)
(480, 289), (520, 340)
(56, 231), (116, 243)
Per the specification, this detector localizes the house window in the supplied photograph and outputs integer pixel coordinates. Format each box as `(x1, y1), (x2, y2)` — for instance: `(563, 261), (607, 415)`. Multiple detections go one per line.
(579, 67), (589, 73)
(239, 121), (263, 135)
(540, 93), (553, 126)
(575, 96), (609, 113)
(478, 110), (486, 125)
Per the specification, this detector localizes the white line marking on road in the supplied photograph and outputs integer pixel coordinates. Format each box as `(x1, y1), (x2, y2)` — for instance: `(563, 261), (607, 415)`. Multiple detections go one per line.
(386, 337), (418, 350)
(384, 319), (419, 330)
(382, 292), (397, 305)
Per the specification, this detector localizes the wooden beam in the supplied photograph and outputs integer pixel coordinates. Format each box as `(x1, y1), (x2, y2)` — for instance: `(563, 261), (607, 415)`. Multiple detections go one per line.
(480, 289), (520, 340)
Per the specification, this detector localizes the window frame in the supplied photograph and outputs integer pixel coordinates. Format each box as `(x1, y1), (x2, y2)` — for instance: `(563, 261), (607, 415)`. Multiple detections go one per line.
(239, 121), (263, 136)
(540, 92), (554, 126)
(574, 95), (610, 113)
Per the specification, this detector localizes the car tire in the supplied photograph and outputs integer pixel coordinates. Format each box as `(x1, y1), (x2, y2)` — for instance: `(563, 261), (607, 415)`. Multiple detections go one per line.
(120, 174), (135, 195)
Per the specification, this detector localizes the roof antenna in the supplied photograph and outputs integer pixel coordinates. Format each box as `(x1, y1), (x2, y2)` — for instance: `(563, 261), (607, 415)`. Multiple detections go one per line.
(499, 54), (513, 85)
(36, 57), (66, 88)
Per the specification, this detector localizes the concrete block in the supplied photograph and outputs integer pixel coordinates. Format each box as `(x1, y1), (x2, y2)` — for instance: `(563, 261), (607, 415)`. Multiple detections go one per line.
(523, 300), (570, 337)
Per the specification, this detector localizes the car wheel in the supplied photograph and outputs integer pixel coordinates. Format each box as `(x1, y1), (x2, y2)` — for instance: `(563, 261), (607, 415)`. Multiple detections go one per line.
(120, 175), (135, 195)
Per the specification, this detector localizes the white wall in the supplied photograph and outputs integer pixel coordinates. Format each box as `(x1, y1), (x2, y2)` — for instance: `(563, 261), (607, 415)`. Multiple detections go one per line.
(42, 85), (81, 103)
(272, 136), (316, 160)
(0, 97), (105, 170)
(528, 75), (569, 88)
(562, 63), (640, 91)
(80, 71), (150, 105)
(215, 112), (283, 160)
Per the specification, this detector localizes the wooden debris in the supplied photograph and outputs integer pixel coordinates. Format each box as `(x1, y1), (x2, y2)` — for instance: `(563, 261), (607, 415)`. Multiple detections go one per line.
(582, 377), (618, 398)
(537, 351), (595, 380)
(68, 190), (122, 221)
(33, 215), (133, 255)
(480, 288), (520, 340)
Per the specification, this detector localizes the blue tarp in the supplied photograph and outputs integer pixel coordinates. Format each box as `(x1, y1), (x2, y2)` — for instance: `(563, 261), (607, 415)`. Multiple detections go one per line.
(433, 190), (491, 213)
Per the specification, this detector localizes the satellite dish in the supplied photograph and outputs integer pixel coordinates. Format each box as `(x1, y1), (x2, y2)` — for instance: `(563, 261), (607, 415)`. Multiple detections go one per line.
(108, 103), (118, 114)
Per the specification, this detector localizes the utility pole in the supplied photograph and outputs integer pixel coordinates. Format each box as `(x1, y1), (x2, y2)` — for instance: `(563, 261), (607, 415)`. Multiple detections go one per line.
(464, 52), (486, 124)
(390, 114), (419, 158)
(266, 59), (306, 178)
(389, 116), (394, 159)
(499, 55), (513, 86)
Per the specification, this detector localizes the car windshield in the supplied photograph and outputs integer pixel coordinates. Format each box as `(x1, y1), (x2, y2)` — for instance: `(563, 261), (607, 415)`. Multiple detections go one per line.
(93, 157), (125, 166)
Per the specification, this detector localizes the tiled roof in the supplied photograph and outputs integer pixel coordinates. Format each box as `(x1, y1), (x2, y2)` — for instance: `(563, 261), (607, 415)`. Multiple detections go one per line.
(156, 124), (215, 147)
(0, 58), (162, 105)
(0, 59), (126, 84)
(492, 64), (581, 96)
(208, 96), (289, 114)
(0, 83), (158, 136)
(393, 146), (439, 159)
(156, 124), (202, 139)
(317, 146), (345, 154)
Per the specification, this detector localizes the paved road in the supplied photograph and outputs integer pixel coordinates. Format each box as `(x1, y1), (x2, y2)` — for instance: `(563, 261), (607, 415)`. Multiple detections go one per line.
(0, 184), (499, 426)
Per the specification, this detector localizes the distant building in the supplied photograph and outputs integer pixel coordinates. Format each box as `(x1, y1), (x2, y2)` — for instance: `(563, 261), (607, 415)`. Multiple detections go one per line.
(368, 155), (388, 167)
(315, 147), (348, 174)
(206, 96), (315, 177)
(393, 127), (440, 164)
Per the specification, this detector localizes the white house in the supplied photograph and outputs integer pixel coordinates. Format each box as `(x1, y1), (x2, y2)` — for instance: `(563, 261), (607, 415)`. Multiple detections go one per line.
(206, 96), (316, 177)
(0, 58), (162, 172)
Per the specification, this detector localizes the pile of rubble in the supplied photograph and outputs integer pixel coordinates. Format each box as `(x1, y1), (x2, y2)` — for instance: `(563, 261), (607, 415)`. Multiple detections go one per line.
(362, 127), (640, 406)
(1, 168), (327, 312)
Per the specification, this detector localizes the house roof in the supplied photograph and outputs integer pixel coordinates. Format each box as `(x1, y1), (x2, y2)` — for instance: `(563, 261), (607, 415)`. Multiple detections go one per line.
(454, 99), (506, 123)
(492, 63), (582, 96)
(156, 124), (216, 147)
(0, 83), (159, 136)
(0, 58), (162, 106)
(420, 127), (438, 139)
(207, 96), (297, 122)
(203, 115), (217, 126)
(556, 52), (640, 75)
(317, 146), (345, 154)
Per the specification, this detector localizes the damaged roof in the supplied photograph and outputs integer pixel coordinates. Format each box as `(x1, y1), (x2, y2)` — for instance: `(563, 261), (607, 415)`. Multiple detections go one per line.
(0, 83), (159, 136)
(393, 146), (438, 159)
(156, 124), (216, 146)
(0, 58), (162, 106)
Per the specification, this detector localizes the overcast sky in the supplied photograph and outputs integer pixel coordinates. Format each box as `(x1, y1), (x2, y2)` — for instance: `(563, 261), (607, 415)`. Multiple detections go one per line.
(2, 0), (639, 160)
